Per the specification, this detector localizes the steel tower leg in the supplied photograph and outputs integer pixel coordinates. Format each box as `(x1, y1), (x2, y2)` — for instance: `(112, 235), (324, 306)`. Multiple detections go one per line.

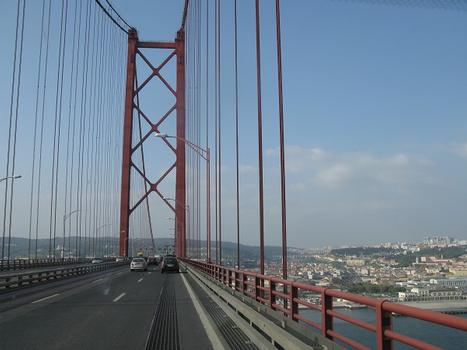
(175, 30), (186, 258)
(119, 28), (137, 257)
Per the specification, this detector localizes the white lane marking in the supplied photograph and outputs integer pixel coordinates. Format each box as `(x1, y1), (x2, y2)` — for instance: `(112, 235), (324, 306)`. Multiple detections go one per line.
(92, 278), (103, 283)
(137, 278), (143, 283)
(113, 292), (126, 302)
(31, 293), (60, 304)
(148, 272), (152, 275)
(181, 273), (225, 349)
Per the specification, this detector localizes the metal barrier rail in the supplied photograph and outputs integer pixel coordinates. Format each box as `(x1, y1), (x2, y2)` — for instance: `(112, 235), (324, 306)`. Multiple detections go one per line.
(0, 262), (124, 292)
(183, 259), (467, 350)
(0, 257), (116, 271)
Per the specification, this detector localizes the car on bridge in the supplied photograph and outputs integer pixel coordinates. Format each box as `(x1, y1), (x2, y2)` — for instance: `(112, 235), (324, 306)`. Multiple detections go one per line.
(160, 255), (179, 273)
(91, 258), (103, 264)
(130, 257), (148, 272)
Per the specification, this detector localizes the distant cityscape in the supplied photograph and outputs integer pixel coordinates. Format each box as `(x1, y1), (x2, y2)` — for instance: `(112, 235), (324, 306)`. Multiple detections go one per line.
(4, 234), (467, 306)
(256, 235), (467, 305)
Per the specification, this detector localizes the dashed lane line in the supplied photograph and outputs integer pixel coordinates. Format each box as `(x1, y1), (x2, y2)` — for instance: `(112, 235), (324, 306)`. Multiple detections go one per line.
(113, 292), (126, 302)
(31, 293), (60, 304)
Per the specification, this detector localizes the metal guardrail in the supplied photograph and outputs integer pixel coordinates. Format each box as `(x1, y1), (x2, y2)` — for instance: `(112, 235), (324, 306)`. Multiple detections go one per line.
(0, 258), (116, 271)
(0, 262), (124, 292)
(184, 259), (467, 350)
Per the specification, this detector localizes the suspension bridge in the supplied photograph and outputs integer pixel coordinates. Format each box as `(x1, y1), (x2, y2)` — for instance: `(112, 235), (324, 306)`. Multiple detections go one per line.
(1, 0), (467, 349)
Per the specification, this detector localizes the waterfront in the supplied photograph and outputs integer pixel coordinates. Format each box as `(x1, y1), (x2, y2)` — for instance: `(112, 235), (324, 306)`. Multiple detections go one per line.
(301, 308), (467, 349)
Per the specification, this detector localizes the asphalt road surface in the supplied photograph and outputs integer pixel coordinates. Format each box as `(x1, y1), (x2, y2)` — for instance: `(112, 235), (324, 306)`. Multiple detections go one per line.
(0, 265), (213, 350)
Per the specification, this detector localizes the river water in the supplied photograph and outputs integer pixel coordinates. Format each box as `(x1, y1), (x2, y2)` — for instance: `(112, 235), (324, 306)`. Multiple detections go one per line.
(300, 308), (467, 349)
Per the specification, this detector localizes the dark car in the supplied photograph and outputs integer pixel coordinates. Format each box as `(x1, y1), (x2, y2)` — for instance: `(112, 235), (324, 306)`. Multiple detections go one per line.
(160, 256), (179, 273)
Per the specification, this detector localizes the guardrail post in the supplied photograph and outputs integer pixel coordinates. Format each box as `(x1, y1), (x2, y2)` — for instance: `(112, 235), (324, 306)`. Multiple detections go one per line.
(254, 276), (261, 302)
(242, 273), (247, 295)
(376, 300), (392, 350)
(290, 283), (298, 320)
(269, 280), (276, 309)
(321, 289), (333, 340)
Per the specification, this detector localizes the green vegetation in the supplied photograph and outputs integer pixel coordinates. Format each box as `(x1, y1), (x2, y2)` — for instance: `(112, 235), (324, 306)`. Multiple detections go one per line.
(331, 245), (466, 267)
(395, 254), (415, 267)
(348, 282), (404, 296)
(331, 247), (395, 257)
(417, 246), (466, 259)
(395, 246), (466, 267)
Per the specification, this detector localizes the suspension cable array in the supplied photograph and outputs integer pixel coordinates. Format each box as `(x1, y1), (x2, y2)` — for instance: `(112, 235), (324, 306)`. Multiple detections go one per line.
(1, 0), (291, 275)
(0, 0), (128, 262)
(182, 0), (288, 276)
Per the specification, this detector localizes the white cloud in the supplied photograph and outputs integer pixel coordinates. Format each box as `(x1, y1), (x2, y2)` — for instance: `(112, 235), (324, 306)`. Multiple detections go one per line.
(451, 142), (467, 158)
(313, 163), (352, 187)
(277, 145), (432, 190)
(267, 145), (327, 173)
(239, 164), (257, 175)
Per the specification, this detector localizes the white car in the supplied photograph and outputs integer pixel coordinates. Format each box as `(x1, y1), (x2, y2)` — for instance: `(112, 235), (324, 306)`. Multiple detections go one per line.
(91, 258), (103, 264)
(130, 257), (148, 271)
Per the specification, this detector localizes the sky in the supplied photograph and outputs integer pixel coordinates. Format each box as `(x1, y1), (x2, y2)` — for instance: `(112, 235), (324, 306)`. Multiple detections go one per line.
(1, 0), (467, 249)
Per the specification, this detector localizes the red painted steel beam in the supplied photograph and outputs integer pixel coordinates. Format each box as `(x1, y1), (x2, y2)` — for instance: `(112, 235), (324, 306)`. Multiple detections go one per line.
(119, 28), (138, 257)
(119, 28), (185, 258)
(137, 41), (177, 49)
(255, 0), (265, 276)
(175, 29), (186, 258)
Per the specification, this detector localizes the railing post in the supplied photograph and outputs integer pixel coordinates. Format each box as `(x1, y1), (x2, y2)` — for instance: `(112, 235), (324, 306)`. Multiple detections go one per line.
(321, 289), (333, 340)
(376, 300), (392, 350)
(269, 280), (276, 309)
(254, 276), (261, 302)
(290, 283), (298, 320)
(242, 273), (247, 295)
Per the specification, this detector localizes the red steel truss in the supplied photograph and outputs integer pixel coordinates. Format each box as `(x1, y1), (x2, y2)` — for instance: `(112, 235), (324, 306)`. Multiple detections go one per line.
(119, 28), (186, 258)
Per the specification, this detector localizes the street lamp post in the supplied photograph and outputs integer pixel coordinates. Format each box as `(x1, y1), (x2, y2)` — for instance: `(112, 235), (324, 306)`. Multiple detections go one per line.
(95, 224), (112, 257)
(167, 222), (177, 253)
(156, 133), (211, 262)
(0, 175), (21, 183)
(164, 197), (191, 258)
(62, 210), (80, 259)
(167, 217), (176, 235)
(0, 175), (21, 264)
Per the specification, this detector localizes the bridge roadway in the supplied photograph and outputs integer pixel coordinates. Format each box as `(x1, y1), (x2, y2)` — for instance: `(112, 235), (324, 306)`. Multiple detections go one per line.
(0, 264), (216, 350)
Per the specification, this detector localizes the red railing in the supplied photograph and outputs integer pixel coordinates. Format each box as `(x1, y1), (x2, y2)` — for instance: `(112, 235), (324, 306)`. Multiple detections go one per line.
(183, 259), (467, 350)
